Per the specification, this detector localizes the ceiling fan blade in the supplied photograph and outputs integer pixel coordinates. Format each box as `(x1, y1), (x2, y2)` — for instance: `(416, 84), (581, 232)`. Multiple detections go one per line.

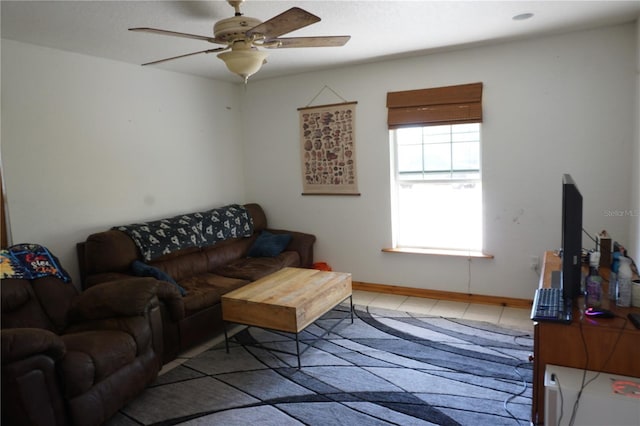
(129, 27), (223, 44)
(267, 36), (351, 49)
(246, 7), (320, 40)
(141, 48), (227, 66)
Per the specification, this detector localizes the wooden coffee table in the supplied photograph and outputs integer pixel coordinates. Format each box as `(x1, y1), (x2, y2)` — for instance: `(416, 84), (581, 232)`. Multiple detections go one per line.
(221, 267), (352, 368)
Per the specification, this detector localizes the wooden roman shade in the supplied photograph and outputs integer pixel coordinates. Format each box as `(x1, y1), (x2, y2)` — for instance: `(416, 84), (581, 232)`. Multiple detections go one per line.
(387, 82), (483, 129)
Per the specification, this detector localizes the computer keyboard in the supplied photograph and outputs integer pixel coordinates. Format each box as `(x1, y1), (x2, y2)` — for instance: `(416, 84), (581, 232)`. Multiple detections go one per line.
(531, 287), (572, 323)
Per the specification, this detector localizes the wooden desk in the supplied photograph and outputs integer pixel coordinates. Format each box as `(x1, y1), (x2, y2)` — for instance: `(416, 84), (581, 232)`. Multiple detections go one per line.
(531, 251), (640, 425)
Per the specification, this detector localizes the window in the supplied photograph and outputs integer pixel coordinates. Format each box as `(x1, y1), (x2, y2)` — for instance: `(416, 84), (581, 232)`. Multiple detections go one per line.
(386, 83), (483, 253)
(391, 123), (482, 251)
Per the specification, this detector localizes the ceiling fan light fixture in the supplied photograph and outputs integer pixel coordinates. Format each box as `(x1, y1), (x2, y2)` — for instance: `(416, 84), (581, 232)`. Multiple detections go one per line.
(217, 49), (268, 82)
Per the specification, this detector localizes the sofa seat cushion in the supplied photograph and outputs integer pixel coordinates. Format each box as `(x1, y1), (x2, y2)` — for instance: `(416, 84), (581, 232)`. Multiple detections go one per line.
(131, 260), (187, 296)
(213, 252), (300, 281)
(179, 274), (249, 316)
(60, 330), (137, 397)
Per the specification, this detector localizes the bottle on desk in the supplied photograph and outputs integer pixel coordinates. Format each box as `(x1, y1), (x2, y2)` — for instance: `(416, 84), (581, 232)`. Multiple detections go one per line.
(585, 252), (602, 308)
(616, 256), (632, 307)
(609, 250), (621, 300)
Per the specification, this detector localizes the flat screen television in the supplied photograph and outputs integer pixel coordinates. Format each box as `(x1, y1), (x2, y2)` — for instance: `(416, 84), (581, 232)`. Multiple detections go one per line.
(561, 174), (583, 301)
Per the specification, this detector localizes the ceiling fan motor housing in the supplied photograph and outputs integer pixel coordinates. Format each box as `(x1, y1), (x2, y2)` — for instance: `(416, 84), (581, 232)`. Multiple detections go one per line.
(214, 16), (262, 43)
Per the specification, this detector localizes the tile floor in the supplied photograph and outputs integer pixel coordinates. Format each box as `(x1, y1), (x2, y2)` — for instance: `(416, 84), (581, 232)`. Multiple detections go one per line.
(352, 289), (533, 332)
(159, 289), (533, 375)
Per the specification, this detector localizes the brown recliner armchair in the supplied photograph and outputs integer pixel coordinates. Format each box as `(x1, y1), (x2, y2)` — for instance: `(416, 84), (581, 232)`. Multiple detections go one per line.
(1, 275), (164, 426)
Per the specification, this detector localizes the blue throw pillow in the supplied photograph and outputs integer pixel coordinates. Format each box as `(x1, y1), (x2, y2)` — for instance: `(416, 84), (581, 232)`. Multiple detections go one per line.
(131, 260), (187, 296)
(247, 231), (292, 257)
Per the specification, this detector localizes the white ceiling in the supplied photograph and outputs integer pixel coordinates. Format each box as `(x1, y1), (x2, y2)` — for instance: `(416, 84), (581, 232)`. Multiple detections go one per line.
(2, 1), (639, 83)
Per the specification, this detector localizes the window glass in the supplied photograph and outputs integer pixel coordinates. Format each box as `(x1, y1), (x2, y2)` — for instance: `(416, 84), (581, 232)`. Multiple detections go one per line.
(391, 123), (482, 250)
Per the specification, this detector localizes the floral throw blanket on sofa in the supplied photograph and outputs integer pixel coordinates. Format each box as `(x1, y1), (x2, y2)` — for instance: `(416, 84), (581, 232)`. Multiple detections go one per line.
(115, 204), (254, 261)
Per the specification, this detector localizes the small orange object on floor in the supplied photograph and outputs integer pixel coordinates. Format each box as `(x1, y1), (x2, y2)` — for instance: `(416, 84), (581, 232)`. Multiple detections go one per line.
(312, 262), (332, 271)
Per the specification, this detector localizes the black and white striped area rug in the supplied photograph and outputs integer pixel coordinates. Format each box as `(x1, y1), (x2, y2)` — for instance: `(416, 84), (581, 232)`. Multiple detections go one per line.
(109, 305), (533, 426)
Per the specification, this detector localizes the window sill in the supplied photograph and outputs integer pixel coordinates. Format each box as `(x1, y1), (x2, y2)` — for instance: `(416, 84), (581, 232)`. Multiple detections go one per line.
(382, 247), (494, 259)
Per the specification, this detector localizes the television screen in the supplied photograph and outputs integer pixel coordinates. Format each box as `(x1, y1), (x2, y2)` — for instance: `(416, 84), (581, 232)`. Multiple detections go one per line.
(561, 174), (583, 300)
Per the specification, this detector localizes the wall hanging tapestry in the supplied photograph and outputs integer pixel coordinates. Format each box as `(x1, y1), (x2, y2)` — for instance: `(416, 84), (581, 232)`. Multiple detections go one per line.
(298, 100), (359, 195)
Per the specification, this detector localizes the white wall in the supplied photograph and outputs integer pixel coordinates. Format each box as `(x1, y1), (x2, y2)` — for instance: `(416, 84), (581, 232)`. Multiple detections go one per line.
(2, 23), (637, 300)
(241, 24), (637, 299)
(1, 40), (245, 285)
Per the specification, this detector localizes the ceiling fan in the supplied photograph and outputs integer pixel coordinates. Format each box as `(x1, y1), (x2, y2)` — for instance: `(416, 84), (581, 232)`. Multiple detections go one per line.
(130, 0), (351, 83)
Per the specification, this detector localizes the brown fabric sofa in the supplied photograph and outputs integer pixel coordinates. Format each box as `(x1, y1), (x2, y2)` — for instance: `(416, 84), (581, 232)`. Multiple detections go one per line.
(1, 276), (163, 426)
(77, 203), (316, 363)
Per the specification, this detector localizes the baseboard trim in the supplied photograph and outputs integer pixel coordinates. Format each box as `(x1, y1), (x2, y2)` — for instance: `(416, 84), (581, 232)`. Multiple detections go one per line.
(352, 281), (532, 309)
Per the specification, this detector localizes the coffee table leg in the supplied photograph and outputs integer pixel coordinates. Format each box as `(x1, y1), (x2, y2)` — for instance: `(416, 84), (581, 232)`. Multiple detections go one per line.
(350, 295), (354, 323)
(295, 333), (301, 369)
(223, 322), (230, 353)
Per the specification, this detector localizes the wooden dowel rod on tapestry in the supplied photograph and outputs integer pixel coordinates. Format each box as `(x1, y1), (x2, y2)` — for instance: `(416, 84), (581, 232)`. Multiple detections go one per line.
(298, 101), (357, 111)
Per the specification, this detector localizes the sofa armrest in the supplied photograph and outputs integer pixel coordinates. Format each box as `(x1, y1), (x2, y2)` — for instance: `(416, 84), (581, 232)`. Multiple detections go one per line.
(66, 276), (165, 364)
(1, 328), (66, 365)
(268, 229), (316, 268)
(155, 280), (186, 322)
(71, 277), (158, 320)
(1, 333), (68, 426)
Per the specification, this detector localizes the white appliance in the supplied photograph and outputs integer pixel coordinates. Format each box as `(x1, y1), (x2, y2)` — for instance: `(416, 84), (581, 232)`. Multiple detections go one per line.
(544, 364), (640, 426)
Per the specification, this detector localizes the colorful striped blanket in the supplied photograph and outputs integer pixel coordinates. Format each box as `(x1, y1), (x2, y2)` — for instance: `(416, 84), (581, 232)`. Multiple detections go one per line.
(1, 243), (71, 282)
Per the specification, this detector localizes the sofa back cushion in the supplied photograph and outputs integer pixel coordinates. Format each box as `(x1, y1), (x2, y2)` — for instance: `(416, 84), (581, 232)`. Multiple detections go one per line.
(149, 236), (255, 283)
(203, 237), (255, 271)
(1, 277), (77, 333)
(115, 214), (206, 262)
(80, 203), (269, 285)
(199, 204), (254, 246)
(1, 279), (54, 331)
(149, 250), (209, 283)
(115, 204), (254, 262)
(84, 230), (140, 276)
(31, 277), (78, 331)
(244, 203), (267, 232)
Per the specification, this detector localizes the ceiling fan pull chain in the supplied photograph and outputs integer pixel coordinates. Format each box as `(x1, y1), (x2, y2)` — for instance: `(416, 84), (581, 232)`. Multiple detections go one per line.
(305, 85), (349, 108)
